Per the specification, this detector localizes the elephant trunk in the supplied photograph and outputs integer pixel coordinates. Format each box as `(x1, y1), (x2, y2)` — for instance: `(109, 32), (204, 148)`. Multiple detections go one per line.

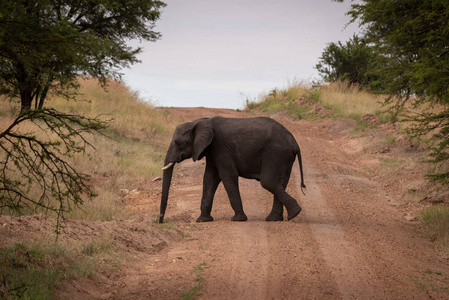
(159, 163), (174, 223)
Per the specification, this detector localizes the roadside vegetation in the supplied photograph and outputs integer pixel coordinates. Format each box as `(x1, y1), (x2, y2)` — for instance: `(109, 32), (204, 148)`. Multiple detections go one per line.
(0, 238), (114, 299)
(48, 79), (177, 221)
(0, 79), (177, 299)
(1, 79), (176, 222)
(245, 80), (391, 122)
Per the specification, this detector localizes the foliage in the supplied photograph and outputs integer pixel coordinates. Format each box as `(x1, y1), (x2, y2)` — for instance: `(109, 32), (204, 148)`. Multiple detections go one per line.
(347, 0), (449, 103)
(48, 79), (176, 221)
(0, 0), (166, 111)
(0, 0), (166, 224)
(316, 35), (379, 88)
(0, 108), (112, 230)
(1, 79), (176, 222)
(340, 0), (449, 185)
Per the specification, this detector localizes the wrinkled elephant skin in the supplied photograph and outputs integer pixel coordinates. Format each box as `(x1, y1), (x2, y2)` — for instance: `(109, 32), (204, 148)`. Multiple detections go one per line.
(159, 117), (306, 223)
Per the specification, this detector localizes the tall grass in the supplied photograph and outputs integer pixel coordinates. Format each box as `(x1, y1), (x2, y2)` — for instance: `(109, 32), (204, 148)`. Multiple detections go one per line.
(246, 81), (391, 122)
(245, 80), (393, 122)
(421, 206), (449, 250)
(319, 81), (391, 122)
(1, 79), (177, 221)
(49, 79), (178, 221)
(1, 79), (176, 298)
(245, 81), (320, 119)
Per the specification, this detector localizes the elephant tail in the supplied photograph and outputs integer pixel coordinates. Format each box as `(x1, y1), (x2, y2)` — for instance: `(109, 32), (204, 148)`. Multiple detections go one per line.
(297, 149), (306, 195)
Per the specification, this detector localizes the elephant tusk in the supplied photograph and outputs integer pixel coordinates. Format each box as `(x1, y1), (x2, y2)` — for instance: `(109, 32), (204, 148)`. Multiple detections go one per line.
(161, 162), (174, 170)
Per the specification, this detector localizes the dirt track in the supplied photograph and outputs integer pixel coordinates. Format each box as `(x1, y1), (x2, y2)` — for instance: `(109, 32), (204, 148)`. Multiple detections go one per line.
(90, 107), (447, 300)
(4, 107), (447, 299)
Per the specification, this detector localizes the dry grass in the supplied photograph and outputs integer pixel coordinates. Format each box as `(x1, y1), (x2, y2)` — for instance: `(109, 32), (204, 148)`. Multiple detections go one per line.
(319, 81), (389, 121)
(51, 79), (178, 221)
(245, 81), (320, 119)
(1, 79), (177, 221)
(421, 206), (449, 251)
(245, 80), (392, 122)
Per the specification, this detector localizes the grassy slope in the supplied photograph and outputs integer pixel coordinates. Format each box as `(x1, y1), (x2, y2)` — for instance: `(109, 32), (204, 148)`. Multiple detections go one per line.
(0, 79), (177, 299)
(245, 81), (391, 121)
(47, 79), (178, 221)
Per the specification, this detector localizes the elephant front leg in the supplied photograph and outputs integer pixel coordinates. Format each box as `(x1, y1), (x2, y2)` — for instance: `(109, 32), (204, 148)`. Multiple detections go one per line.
(197, 162), (221, 222)
(221, 173), (247, 221)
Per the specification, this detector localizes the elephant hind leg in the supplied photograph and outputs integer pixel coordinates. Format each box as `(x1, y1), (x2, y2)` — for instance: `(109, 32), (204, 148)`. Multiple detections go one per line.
(262, 160), (301, 221)
(266, 197), (284, 221)
(260, 173), (301, 221)
(266, 186), (301, 220)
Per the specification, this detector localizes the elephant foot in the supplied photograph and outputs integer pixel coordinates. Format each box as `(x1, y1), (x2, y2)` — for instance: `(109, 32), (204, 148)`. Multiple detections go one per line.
(265, 214), (283, 222)
(287, 206), (302, 221)
(231, 213), (248, 222)
(196, 215), (214, 222)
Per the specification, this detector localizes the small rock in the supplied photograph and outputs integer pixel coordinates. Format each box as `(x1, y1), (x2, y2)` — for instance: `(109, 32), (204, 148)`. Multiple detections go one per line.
(130, 189), (140, 195)
(119, 189), (130, 196)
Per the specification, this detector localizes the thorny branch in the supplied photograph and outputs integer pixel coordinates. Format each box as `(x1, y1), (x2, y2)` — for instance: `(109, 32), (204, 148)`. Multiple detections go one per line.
(0, 108), (111, 233)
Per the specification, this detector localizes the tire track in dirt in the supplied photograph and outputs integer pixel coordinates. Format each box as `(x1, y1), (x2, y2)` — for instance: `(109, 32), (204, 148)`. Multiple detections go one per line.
(282, 119), (383, 298)
(297, 166), (380, 298)
(283, 117), (449, 299)
(198, 174), (340, 299)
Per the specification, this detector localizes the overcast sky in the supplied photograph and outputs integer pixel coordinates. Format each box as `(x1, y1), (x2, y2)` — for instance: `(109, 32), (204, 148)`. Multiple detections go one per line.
(122, 0), (360, 109)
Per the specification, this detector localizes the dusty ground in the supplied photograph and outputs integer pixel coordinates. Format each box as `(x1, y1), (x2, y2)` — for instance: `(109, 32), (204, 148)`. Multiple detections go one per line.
(2, 107), (449, 299)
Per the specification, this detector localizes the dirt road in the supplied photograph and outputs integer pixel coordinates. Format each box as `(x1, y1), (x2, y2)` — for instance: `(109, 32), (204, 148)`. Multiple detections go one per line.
(68, 107), (449, 298)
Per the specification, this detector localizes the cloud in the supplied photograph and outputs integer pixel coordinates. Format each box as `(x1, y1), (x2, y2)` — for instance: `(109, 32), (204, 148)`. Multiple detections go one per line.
(123, 0), (359, 108)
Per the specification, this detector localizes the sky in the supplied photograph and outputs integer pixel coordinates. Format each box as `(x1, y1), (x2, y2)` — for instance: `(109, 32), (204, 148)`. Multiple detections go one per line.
(121, 0), (360, 109)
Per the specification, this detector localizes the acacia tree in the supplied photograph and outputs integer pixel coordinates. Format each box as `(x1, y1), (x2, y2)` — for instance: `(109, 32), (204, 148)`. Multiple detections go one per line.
(0, 0), (166, 228)
(332, 0), (449, 185)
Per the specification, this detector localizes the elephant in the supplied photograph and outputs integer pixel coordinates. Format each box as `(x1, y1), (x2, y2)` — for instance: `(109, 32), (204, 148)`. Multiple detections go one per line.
(158, 116), (306, 223)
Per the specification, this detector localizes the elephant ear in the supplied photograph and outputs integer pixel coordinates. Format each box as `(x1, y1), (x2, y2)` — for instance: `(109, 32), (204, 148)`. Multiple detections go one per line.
(192, 119), (214, 162)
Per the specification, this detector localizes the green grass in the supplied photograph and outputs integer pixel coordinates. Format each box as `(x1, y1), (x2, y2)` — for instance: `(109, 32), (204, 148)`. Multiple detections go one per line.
(408, 265), (449, 295)
(0, 239), (114, 299)
(245, 80), (393, 122)
(245, 81), (317, 120)
(181, 262), (209, 300)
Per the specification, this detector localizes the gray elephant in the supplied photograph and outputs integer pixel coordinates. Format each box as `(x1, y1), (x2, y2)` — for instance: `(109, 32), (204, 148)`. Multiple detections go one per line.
(159, 116), (306, 223)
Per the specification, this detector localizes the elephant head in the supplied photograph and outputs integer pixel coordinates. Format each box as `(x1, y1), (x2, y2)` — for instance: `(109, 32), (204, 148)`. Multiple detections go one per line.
(159, 118), (214, 223)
